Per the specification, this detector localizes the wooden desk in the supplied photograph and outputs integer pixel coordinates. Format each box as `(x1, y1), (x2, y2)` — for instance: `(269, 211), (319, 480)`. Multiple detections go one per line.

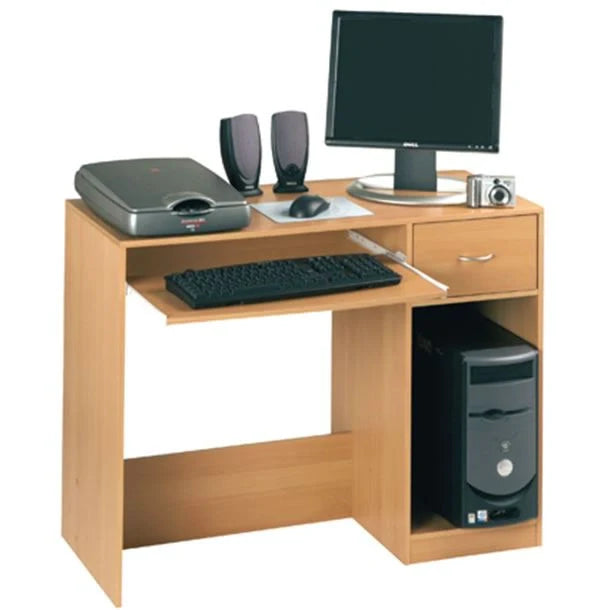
(62, 172), (543, 606)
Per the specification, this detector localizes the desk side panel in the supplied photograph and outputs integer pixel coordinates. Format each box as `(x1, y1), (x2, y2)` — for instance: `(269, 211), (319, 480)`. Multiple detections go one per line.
(62, 203), (125, 606)
(341, 304), (411, 563)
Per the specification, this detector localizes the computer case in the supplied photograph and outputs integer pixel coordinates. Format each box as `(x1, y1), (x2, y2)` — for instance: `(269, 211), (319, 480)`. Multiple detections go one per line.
(412, 307), (538, 528)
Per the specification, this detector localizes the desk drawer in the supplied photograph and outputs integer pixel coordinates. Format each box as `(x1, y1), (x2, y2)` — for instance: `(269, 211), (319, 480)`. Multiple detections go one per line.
(413, 216), (538, 296)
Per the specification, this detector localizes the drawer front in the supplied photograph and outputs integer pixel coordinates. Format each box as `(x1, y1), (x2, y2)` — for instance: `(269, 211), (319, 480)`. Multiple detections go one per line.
(413, 216), (538, 296)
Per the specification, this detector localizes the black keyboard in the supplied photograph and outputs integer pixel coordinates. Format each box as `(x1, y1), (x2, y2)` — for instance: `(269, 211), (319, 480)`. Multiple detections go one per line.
(165, 253), (402, 309)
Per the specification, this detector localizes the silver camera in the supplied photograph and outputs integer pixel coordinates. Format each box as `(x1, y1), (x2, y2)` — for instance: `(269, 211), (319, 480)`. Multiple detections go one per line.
(466, 175), (516, 208)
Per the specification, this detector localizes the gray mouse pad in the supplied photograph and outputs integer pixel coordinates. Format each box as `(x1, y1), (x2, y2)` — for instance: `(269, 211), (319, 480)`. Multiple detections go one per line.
(251, 197), (373, 223)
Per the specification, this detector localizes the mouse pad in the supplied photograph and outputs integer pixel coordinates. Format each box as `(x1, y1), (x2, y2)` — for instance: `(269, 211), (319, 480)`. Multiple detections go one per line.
(251, 197), (373, 223)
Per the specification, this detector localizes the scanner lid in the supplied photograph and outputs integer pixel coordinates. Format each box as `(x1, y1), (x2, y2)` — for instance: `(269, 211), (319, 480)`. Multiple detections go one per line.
(75, 158), (247, 213)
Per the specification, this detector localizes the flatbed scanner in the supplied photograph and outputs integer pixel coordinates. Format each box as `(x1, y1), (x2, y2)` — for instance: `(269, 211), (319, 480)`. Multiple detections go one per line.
(75, 158), (251, 236)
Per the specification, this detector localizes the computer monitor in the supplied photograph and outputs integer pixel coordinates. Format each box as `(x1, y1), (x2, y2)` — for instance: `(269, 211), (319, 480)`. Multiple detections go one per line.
(325, 11), (503, 204)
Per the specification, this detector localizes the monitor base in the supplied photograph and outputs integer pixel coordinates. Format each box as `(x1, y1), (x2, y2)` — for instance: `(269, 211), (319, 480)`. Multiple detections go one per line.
(347, 174), (467, 206)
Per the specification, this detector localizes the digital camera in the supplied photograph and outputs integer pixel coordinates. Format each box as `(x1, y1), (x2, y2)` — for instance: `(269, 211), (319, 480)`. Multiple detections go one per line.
(466, 175), (516, 208)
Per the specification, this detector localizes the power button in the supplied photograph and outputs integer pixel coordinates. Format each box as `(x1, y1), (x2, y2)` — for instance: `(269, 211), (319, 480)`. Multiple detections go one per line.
(497, 459), (513, 477)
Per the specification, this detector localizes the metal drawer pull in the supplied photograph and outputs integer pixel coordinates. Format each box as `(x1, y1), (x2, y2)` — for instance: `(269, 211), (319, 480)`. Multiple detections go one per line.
(458, 253), (495, 263)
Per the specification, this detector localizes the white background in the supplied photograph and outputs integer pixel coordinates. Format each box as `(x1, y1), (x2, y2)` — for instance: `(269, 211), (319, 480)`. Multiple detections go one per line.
(2, 0), (609, 608)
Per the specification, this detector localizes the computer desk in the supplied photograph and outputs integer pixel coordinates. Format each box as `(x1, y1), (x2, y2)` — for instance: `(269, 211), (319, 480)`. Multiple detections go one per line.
(62, 171), (543, 606)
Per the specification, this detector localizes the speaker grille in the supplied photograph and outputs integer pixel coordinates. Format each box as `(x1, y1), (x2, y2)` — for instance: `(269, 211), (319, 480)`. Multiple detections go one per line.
(272, 111), (308, 170)
(230, 114), (261, 182)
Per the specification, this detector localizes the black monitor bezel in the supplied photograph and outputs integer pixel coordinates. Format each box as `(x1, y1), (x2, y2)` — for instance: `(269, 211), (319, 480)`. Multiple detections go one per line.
(325, 10), (503, 153)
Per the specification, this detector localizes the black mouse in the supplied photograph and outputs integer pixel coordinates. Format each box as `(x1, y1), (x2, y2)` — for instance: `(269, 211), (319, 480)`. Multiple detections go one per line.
(289, 194), (331, 218)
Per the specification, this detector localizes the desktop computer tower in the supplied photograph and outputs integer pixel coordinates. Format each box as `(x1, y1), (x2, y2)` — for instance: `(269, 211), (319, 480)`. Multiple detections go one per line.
(412, 307), (538, 528)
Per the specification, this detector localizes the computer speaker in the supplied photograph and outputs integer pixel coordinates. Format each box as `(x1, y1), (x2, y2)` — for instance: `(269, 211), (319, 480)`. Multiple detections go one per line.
(271, 110), (309, 193)
(220, 114), (262, 197)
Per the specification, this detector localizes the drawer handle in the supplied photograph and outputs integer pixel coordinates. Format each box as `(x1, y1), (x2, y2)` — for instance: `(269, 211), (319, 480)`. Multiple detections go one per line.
(458, 253), (495, 263)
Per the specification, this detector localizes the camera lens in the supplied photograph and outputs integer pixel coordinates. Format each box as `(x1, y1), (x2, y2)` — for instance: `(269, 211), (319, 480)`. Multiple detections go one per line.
(489, 185), (510, 205)
(493, 189), (505, 202)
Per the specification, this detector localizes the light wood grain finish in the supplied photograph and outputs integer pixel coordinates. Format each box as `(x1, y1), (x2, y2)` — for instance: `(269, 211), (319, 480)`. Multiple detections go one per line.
(127, 230), (364, 278)
(129, 263), (445, 325)
(62, 205), (125, 607)
(343, 304), (412, 563)
(125, 224), (407, 279)
(66, 171), (542, 250)
(61, 175), (544, 602)
(410, 519), (538, 563)
(331, 311), (352, 433)
(411, 511), (454, 535)
(354, 225), (409, 255)
(478, 296), (539, 347)
(123, 434), (352, 548)
(536, 214), (544, 545)
(413, 215), (538, 296)
(417, 289), (538, 308)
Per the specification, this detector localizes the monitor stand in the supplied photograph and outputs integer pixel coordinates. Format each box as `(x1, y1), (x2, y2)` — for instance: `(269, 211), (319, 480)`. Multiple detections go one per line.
(347, 149), (466, 206)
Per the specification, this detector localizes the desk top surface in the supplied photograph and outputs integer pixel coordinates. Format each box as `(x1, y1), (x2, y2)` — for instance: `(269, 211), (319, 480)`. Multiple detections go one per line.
(66, 171), (542, 250)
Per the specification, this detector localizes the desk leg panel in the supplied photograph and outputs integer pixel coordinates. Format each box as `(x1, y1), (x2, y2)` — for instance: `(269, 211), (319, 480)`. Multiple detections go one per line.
(123, 433), (352, 548)
(338, 304), (411, 563)
(62, 206), (126, 606)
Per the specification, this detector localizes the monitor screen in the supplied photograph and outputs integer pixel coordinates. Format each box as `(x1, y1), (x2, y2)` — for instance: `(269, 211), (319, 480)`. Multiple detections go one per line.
(326, 12), (503, 152)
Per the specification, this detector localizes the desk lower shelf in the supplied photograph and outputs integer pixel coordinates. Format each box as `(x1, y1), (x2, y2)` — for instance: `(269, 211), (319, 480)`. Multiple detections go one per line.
(410, 513), (539, 563)
(129, 263), (445, 324)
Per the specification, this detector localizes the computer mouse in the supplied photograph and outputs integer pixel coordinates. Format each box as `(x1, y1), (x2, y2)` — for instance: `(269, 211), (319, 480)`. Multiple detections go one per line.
(288, 194), (331, 218)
